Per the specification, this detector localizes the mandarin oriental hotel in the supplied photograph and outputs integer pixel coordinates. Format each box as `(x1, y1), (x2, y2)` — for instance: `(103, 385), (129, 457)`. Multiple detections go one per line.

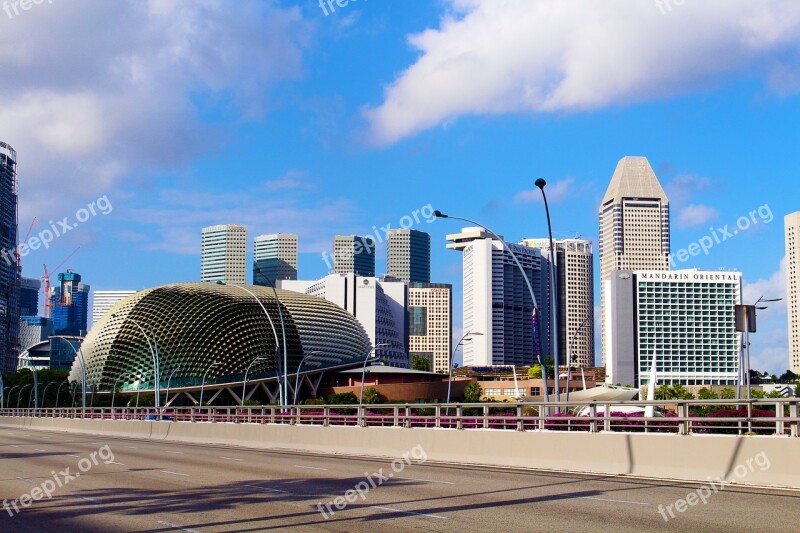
(605, 269), (742, 387)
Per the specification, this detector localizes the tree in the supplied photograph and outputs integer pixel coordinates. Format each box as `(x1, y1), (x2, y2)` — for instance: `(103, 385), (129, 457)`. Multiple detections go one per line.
(527, 365), (542, 379)
(697, 388), (718, 400)
(327, 392), (358, 405)
(719, 387), (736, 399)
(670, 384), (694, 400)
(362, 387), (382, 404)
(655, 384), (673, 400)
(779, 370), (799, 383)
(411, 354), (432, 372)
(463, 381), (482, 403)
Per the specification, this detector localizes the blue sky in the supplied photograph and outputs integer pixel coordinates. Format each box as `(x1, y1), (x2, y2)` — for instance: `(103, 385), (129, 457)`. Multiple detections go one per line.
(1, 0), (798, 373)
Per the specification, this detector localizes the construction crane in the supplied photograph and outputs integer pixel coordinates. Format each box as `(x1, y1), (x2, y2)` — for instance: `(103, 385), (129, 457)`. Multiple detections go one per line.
(42, 246), (80, 319)
(16, 216), (36, 276)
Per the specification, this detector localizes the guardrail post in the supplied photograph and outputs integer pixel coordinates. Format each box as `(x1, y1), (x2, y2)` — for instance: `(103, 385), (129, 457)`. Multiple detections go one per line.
(457, 405), (463, 430)
(678, 402), (688, 435)
(747, 401), (753, 435)
(603, 405), (611, 432)
(393, 405), (399, 427)
(404, 405), (411, 428)
(483, 405), (489, 429)
(790, 401), (798, 437)
(435, 405), (441, 428)
(775, 401), (784, 436)
(589, 404), (597, 433)
(516, 404), (524, 431)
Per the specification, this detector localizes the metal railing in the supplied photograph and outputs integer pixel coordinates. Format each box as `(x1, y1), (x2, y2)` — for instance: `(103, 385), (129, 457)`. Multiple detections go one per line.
(1, 399), (798, 437)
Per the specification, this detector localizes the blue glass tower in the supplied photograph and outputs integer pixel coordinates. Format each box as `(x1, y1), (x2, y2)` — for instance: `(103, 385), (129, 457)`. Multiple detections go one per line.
(51, 271), (90, 336)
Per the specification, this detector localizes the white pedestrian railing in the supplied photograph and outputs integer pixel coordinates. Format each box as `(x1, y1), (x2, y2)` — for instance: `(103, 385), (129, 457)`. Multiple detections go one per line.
(1, 399), (798, 437)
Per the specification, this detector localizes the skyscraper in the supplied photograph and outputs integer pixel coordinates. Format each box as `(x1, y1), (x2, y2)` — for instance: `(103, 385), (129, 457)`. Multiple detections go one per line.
(20, 277), (41, 317)
(599, 156), (670, 366)
(333, 235), (376, 277)
(92, 290), (137, 327)
(0, 141), (19, 372)
(408, 283), (452, 373)
(387, 229), (431, 283)
(786, 212), (800, 373)
(201, 224), (247, 284)
(51, 270), (90, 337)
(448, 227), (548, 366)
(521, 238), (595, 368)
(253, 233), (298, 287)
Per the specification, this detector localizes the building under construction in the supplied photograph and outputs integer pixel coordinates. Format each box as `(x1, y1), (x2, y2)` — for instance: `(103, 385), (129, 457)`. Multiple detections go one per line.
(0, 141), (20, 373)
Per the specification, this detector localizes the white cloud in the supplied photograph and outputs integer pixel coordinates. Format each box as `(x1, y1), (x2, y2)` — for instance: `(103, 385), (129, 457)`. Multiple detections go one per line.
(664, 173), (717, 207)
(0, 0), (312, 221)
(514, 177), (574, 204)
(743, 258), (789, 374)
(676, 204), (720, 229)
(365, 0), (800, 144)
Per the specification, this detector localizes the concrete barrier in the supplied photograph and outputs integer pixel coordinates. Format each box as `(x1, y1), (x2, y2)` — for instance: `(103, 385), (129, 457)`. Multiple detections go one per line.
(3, 416), (799, 489)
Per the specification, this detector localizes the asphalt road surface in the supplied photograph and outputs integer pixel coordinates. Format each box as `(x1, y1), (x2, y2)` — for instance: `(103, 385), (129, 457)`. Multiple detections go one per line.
(0, 425), (797, 532)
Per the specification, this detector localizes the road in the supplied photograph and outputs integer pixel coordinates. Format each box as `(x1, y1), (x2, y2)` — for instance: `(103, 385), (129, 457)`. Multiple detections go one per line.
(0, 425), (797, 532)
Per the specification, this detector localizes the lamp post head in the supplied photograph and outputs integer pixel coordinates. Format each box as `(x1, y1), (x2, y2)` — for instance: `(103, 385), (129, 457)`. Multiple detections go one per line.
(433, 210), (448, 218)
(535, 178), (547, 190)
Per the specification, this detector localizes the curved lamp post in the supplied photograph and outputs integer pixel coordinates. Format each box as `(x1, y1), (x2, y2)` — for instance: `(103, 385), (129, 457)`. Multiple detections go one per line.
(111, 371), (134, 408)
(293, 351), (323, 406)
(242, 357), (268, 406)
(41, 381), (57, 408)
(743, 296), (782, 400)
(535, 178), (560, 402)
(223, 283), (284, 407)
(135, 371), (153, 408)
(434, 210), (551, 403)
(253, 269), (291, 404)
(446, 331), (483, 414)
(53, 336), (87, 409)
(19, 354), (39, 410)
(164, 367), (184, 407)
(199, 361), (221, 407)
(565, 315), (591, 403)
(17, 384), (31, 409)
(6, 385), (19, 410)
(359, 344), (390, 409)
(55, 381), (69, 408)
(112, 314), (160, 409)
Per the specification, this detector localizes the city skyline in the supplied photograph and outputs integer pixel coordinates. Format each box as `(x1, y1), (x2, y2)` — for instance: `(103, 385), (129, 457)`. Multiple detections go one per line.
(1, 2), (796, 374)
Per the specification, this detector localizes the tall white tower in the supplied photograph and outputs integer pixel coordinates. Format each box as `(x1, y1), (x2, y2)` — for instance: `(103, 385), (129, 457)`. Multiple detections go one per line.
(253, 233), (298, 287)
(786, 212), (800, 373)
(201, 224), (247, 284)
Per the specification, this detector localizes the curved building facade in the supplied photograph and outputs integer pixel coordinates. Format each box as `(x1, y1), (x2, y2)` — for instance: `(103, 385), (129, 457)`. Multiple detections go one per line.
(69, 283), (371, 390)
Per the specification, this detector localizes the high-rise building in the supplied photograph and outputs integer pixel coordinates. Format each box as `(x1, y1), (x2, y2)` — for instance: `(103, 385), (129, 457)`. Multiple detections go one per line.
(599, 156), (670, 367)
(20, 277), (40, 316)
(408, 283), (452, 373)
(0, 141), (19, 372)
(787, 212), (800, 373)
(279, 274), (408, 367)
(447, 227), (548, 367)
(521, 238), (595, 368)
(253, 233), (298, 287)
(51, 270), (90, 336)
(19, 316), (52, 350)
(387, 229), (431, 283)
(201, 224), (247, 284)
(333, 235), (376, 277)
(92, 290), (137, 327)
(605, 269), (741, 387)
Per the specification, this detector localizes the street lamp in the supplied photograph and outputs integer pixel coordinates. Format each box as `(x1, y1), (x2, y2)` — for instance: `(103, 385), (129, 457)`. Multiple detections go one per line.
(359, 344), (390, 409)
(222, 283), (284, 407)
(111, 371), (134, 408)
(17, 384), (31, 409)
(135, 372), (153, 408)
(535, 178), (560, 402)
(55, 381), (69, 408)
(446, 331), (483, 414)
(18, 354), (39, 410)
(742, 296), (782, 400)
(164, 367), (184, 407)
(41, 381), (57, 408)
(112, 314), (161, 409)
(6, 385), (19, 410)
(242, 357), (268, 406)
(565, 315), (591, 403)
(434, 210), (551, 403)
(294, 351), (323, 405)
(199, 361), (221, 407)
(52, 336), (87, 409)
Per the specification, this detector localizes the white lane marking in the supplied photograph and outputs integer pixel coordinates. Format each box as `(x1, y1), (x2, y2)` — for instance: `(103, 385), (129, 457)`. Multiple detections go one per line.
(16, 476), (34, 484)
(394, 476), (455, 485)
(108, 461), (125, 466)
(371, 506), (447, 519)
(126, 446), (138, 449)
(165, 451), (185, 455)
(294, 465), (328, 471)
(33, 448), (46, 452)
(576, 496), (649, 505)
(220, 457), (242, 462)
(67, 454), (81, 458)
(243, 483), (289, 493)
(9, 444), (19, 448)
(157, 520), (202, 533)
(161, 470), (190, 477)
(72, 494), (102, 504)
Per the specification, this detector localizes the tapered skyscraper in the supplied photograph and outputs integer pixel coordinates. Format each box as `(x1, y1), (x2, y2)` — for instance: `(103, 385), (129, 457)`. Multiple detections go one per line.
(787, 212), (800, 373)
(0, 142), (19, 372)
(599, 156), (670, 366)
